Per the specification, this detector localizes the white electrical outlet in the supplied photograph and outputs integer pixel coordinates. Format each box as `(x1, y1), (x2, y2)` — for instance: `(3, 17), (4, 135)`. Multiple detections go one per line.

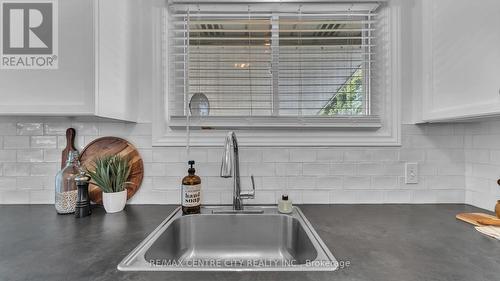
(405, 163), (418, 184)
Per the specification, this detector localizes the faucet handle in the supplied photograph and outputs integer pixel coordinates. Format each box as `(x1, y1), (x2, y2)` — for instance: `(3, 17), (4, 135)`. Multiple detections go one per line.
(240, 175), (256, 199)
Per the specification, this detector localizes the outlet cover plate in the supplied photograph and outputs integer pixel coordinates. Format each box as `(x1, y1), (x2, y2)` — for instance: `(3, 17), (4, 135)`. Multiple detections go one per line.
(405, 163), (418, 184)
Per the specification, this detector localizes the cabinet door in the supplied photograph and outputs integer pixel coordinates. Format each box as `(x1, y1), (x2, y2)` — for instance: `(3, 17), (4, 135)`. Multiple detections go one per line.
(0, 0), (94, 115)
(94, 0), (138, 122)
(421, 0), (500, 121)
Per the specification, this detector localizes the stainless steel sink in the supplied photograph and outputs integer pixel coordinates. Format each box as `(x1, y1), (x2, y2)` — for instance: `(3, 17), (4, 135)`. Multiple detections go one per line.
(118, 206), (338, 271)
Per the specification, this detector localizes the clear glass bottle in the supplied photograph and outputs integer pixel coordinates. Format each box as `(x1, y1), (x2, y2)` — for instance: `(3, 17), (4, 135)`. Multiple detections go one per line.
(55, 151), (81, 214)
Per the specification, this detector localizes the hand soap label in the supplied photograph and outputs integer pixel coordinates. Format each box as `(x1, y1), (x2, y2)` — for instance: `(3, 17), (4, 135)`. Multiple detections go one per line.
(182, 184), (201, 207)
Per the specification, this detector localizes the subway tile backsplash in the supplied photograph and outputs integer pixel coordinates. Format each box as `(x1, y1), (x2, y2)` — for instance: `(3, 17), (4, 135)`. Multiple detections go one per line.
(463, 119), (500, 210)
(0, 117), (498, 210)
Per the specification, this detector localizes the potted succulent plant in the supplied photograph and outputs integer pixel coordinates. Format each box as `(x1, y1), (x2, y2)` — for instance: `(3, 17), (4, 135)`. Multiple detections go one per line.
(87, 155), (131, 213)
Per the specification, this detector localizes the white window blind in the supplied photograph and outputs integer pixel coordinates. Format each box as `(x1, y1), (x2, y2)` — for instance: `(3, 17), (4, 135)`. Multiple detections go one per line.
(167, 2), (380, 122)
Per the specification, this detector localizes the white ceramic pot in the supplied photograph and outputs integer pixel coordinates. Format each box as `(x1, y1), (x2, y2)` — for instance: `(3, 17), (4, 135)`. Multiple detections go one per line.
(102, 190), (127, 213)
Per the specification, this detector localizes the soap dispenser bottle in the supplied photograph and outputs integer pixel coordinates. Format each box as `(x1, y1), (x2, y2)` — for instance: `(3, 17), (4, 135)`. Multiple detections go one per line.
(278, 194), (293, 214)
(181, 160), (201, 215)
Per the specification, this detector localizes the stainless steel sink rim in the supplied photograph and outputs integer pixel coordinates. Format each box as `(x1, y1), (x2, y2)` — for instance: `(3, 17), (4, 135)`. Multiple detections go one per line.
(118, 206), (338, 272)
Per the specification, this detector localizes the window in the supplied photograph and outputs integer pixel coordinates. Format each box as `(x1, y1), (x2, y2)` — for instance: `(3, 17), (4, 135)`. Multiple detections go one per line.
(155, 1), (401, 146)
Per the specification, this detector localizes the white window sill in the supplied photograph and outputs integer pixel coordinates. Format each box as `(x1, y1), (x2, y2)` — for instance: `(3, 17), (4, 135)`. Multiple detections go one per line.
(153, 115), (399, 147)
(168, 116), (382, 130)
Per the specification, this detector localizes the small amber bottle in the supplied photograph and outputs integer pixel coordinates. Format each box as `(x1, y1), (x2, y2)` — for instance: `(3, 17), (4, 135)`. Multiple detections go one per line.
(181, 160), (201, 215)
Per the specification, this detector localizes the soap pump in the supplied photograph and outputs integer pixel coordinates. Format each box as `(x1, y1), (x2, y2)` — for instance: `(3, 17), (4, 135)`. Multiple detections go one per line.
(278, 194), (293, 214)
(181, 160), (201, 215)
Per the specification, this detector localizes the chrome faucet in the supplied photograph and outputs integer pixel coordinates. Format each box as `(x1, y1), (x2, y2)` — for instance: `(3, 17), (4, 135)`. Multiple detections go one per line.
(220, 131), (255, 210)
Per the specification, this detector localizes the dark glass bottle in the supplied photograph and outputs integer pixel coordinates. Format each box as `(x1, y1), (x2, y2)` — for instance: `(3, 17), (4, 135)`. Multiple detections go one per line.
(181, 160), (201, 214)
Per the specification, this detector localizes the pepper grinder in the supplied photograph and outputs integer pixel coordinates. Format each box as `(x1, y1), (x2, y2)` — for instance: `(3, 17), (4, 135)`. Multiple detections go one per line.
(75, 171), (92, 218)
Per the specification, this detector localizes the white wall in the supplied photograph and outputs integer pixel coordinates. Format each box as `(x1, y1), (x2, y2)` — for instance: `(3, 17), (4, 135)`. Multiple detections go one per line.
(463, 119), (500, 210)
(0, 118), (466, 205)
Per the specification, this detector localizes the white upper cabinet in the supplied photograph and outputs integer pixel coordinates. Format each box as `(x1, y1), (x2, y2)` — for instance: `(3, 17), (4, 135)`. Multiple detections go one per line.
(420, 0), (500, 122)
(0, 0), (138, 122)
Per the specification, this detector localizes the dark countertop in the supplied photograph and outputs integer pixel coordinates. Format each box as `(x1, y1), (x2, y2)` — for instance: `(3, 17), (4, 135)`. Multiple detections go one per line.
(0, 204), (499, 281)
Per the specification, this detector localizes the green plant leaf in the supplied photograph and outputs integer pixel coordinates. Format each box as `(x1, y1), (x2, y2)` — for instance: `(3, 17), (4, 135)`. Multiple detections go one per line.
(85, 155), (131, 193)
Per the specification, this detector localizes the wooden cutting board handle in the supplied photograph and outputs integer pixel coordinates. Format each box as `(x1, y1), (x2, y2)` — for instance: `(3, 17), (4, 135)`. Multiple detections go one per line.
(61, 128), (77, 169)
(456, 213), (500, 226)
(476, 218), (500, 227)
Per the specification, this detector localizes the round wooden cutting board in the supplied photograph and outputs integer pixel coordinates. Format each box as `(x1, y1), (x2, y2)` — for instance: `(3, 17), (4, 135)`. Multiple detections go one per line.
(79, 137), (144, 204)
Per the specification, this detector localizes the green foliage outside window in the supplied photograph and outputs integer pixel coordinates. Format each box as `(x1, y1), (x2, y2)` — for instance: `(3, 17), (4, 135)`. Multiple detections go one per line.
(319, 68), (364, 116)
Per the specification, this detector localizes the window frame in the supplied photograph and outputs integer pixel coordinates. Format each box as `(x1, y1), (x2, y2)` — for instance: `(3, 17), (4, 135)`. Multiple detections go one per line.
(153, 1), (401, 147)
